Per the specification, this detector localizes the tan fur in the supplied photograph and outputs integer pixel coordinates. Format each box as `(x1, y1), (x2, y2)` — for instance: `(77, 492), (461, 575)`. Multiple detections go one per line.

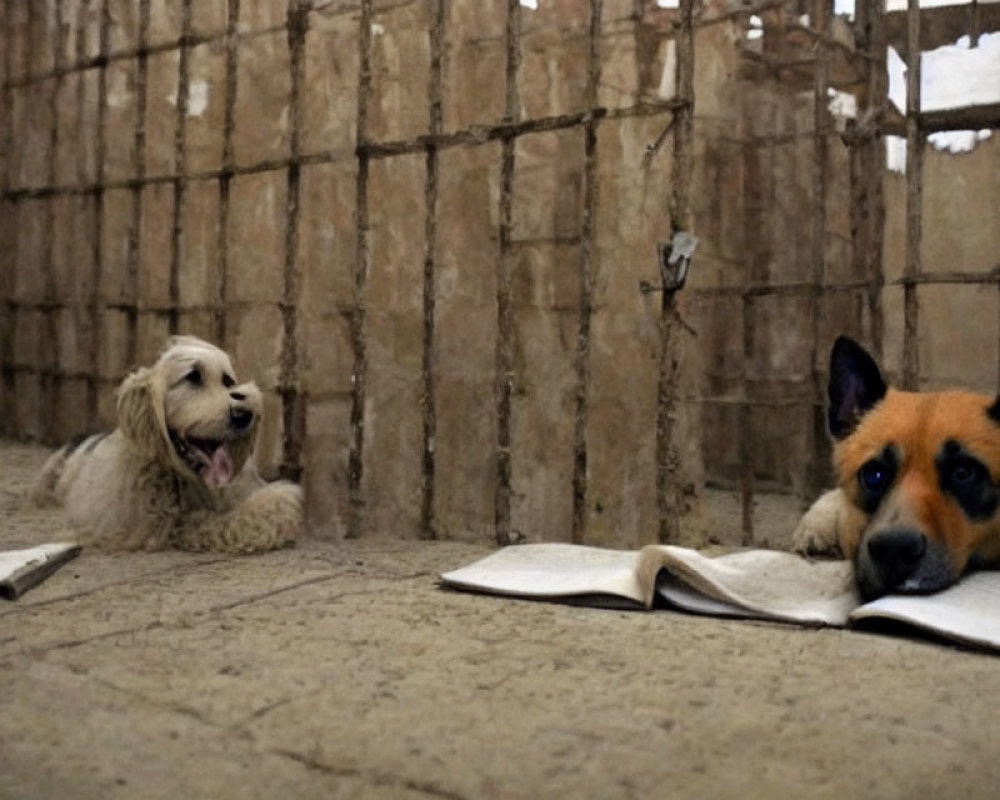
(795, 390), (1000, 563)
(794, 386), (1000, 594)
(32, 336), (301, 553)
(834, 389), (1000, 566)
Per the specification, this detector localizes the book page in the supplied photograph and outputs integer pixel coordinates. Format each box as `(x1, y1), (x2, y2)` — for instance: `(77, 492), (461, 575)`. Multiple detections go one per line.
(647, 546), (860, 626)
(849, 572), (1000, 650)
(440, 544), (650, 607)
(654, 574), (772, 619)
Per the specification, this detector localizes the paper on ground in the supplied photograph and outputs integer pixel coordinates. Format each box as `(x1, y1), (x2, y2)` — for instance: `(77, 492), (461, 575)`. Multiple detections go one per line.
(850, 572), (1000, 650)
(442, 544), (1000, 650)
(0, 543), (82, 600)
(652, 547), (858, 626)
(442, 543), (859, 624)
(442, 544), (648, 606)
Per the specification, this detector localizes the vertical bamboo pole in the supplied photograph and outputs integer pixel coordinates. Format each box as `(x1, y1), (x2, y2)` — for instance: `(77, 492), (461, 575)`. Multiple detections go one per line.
(739, 292), (755, 545)
(494, 0), (521, 546)
(738, 128), (761, 544)
(656, 0), (694, 544)
(279, 1), (308, 482)
(902, 0), (922, 390)
(41, 0), (63, 441)
(572, 0), (602, 543)
(852, 0), (886, 362)
(87, 0), (111, 427)
(0, 0), (13, 434)
(126, 0), (151, 369)
(808, 0), (831, 497)
(347, 0), (374, 538)
(421, 0), (446, 540)
(168, 0), (193, 336)
(215, 0), (242, 347)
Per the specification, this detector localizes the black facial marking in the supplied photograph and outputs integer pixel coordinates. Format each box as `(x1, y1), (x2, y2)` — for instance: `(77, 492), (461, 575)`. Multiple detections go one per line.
(988, 396), (1000, 425)
(828, 336), (887, 440)
(855, 445), (898, 514)
(936, 439), (998, 521)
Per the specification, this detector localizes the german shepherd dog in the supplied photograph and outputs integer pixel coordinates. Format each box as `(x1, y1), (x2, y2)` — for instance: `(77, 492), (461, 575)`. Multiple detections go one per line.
(793, 336), (1000, 600)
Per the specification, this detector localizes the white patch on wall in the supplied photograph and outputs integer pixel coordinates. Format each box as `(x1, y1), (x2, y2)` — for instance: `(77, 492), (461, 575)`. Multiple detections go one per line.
(747, 14), (763, 41)
(167, 79), (210, 117)
(655, 0), (679, 7)
(657, 39), (676, 99)
(886, 135), (907, 174)
(827, 88), (857, 120)
(187, 79), (209, 117)
(520, 0), (538, 9)
(106, 69), (130, 109)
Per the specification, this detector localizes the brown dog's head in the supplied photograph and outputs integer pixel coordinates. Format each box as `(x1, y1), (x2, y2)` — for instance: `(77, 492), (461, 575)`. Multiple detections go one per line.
(829, 336), (1000, 600)
(117, 336), (262, 489)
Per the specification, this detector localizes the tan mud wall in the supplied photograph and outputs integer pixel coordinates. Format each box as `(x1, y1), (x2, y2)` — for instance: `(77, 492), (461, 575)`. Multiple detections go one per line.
(881, 135), (1000, 394)
(3, 1), (997, 546)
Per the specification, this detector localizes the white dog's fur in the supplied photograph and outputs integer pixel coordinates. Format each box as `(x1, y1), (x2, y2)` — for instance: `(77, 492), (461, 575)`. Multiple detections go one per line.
(32, 336), (301, 553)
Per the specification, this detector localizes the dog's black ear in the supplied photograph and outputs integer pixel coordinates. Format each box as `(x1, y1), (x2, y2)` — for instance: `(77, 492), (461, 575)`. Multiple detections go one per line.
(988, 396), (1000, 425)
(828, 336), (887, 440)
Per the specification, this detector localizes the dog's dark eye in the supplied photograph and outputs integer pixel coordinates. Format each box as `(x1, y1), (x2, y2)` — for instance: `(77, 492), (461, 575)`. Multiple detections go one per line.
(950, 460), (980, 485)
(185, 368), (202, 386)
(859, 460), (890, 494)
(222, 374), (235, 388)
(937, 444), (997, 520)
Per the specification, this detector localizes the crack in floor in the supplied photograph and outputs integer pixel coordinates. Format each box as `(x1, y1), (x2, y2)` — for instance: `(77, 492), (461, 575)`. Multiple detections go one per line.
(272, 748), (471, 800)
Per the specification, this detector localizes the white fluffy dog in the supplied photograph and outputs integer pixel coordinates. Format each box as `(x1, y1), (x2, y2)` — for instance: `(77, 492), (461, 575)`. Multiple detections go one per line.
(32, 336), (302, 553)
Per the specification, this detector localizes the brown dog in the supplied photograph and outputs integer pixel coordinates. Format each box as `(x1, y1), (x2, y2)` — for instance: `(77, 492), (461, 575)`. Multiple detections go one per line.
(793, 336), (1000, 600)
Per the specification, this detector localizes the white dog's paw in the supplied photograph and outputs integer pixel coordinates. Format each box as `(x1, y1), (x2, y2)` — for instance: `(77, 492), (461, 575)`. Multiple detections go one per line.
(792, 489), (844, 558)
(176, 480), (303, 554)
(248, 480), (303, 516)
(237, 480), (303, 550)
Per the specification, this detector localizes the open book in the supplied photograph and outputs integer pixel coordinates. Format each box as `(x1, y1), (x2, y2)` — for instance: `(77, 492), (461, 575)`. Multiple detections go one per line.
(441, 544), (1000, 652)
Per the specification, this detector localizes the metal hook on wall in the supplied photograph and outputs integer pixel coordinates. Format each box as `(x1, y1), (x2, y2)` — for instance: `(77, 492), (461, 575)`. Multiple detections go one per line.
(639, 230), (699, 295)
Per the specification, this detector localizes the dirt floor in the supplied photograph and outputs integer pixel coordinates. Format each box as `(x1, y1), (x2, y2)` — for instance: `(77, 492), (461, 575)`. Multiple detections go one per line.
(2, 440), (999, 799)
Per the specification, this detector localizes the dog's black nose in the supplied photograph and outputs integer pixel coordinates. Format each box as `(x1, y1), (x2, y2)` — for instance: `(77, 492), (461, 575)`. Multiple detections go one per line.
(230, 406), (254, 430)
(866, 528), (926, 589)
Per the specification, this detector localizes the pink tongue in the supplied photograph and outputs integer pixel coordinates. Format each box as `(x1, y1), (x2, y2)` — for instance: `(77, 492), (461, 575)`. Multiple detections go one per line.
(205, 445), (234, 487)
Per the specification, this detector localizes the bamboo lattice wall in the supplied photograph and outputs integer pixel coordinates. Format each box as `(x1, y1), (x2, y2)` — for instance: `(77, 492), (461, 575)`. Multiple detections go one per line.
(2, 0), (998, 546)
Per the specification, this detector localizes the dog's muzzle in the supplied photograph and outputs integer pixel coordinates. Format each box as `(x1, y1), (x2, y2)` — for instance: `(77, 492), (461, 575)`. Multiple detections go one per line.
(856, 528), (957, 600)
(168, 411), (253, 489)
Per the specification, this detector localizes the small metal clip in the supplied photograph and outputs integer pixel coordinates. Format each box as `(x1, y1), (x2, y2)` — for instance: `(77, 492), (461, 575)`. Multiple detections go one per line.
(640, 231), (698, 294)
